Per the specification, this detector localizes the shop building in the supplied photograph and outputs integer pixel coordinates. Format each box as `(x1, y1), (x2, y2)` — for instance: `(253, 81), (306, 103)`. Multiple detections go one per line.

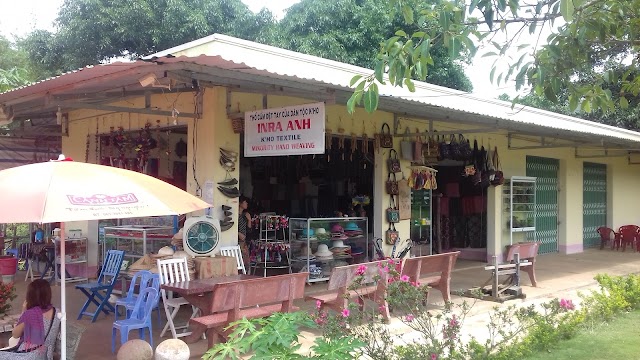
(1, 34), (640, 272)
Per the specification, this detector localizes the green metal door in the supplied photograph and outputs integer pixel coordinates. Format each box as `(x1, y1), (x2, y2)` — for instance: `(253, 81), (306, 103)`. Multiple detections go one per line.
(583, 162), (607, 248)
(526, 156), (559, 254)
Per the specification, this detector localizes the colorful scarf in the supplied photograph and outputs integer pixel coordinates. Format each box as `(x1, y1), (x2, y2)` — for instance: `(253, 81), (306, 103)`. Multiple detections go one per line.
(17, 305), (53, 347)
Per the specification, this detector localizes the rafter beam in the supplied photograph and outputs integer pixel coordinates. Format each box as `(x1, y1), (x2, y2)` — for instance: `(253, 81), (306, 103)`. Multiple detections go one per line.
(574, 148), (630, 158)
(55, 101), (201, 119)
(394, 127), (499, 138)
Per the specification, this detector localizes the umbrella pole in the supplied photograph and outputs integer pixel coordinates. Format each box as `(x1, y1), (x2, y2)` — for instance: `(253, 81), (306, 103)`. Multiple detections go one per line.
(60, 223), (67, 360)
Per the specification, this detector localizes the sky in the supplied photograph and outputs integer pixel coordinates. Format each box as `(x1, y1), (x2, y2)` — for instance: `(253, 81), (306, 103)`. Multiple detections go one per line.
(0, 0), (533, 99)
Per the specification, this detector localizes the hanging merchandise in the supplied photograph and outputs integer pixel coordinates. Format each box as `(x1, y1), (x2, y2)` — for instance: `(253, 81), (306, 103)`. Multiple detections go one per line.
(479, 146), (491, 188)
(400, 127), (414, 161)
(486, 142), (496, 181)
(458, 134), (472, 161)
(175, 138), (187, 158)
(386, 195), (400, 223)
(385, 223), (399, 245)
(471, 139), (482, 185)
(379, 123), (393, 148)
(438, 132), (450, 160)
(387, 149), (401, 173)
(414, 128), (423, 163)
(491, 146), (505, 186)
(386, 172), (399, 195)
(423, 131), (439, 164)
(449, 134), (461, 160)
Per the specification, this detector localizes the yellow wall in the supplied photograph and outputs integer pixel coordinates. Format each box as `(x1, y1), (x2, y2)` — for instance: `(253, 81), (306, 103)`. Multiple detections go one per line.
(61, 86), (640, 263)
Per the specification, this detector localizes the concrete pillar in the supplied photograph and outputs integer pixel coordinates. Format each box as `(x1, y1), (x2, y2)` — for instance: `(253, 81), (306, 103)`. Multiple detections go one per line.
(558, 158), (583, 254)
(486, 184), (502, 262)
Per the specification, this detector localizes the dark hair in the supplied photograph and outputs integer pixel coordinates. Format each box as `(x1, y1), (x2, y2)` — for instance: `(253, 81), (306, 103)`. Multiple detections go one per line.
(239, 196), (250, 204)
(26, 279), (52, 310)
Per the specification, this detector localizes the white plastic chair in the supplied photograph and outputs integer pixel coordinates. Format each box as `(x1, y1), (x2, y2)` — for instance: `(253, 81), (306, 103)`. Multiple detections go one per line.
(219, 245), (246, 274)
(157, 258), (199, 339)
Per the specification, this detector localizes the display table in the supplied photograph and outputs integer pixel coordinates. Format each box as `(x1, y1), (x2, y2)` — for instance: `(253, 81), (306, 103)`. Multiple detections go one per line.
(194, 256), (238, 279)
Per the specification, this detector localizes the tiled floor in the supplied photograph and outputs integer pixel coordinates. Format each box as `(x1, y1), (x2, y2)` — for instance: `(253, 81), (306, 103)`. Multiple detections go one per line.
(2, 248), (639, 359)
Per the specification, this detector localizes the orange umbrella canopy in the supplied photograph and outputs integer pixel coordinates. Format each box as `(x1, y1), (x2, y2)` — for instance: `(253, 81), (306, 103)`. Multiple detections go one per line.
(0, 159), (210, 223)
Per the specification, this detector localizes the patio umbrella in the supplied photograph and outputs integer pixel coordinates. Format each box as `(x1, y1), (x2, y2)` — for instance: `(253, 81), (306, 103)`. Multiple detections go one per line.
(0, 156), (211, 358)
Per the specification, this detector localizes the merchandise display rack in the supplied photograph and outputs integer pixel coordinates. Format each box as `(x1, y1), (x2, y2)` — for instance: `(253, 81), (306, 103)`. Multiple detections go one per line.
(250, 215), (291, 277)
(54, 237), (88, 283)
(289, 217), (369, 283)
(503, 176), (537, 244)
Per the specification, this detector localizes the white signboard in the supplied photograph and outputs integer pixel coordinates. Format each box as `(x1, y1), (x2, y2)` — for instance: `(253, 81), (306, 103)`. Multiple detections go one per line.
(244, 102), (325, 157)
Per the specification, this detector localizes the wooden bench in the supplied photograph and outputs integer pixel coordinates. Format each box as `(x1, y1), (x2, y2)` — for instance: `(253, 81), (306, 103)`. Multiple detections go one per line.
(504, 242), (540, 287)
(305, 260), (395, 321)
(189, 272), (308, 347)
(400, 251), (460, 303)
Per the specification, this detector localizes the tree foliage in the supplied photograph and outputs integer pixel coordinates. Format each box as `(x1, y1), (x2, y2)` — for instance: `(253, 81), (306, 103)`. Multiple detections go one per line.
(348, 0), (640, 114)
(270, 0), (472, 91)
(14, 0), (472, 93)
(0, 35), (32, 92)
(18, 0), (277, 77)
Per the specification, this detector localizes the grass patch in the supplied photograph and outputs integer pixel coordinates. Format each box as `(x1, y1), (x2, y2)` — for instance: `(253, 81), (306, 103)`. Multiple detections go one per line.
(524, 309), (640, 360)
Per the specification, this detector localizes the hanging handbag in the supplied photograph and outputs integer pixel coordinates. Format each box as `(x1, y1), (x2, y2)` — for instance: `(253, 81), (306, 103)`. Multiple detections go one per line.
(386, 195), (400, 223)
(385, 223), (399, 245)
(491, 146), (505, 186)
(471, 140), (482, 184)
(449, 134), (461, 160)
(437, 131), (450, 160)
(400, 127), (414, 161)
(486, 146), (496, 181)
(423, 133), (439, 164)
(414, 128), (423, 163)
(479, 147), (491, 188)
(379, 123), (393, 148)
(458, 134), (472, 161)
(387, 149), (401, 173)
(386, 172), (399, 195)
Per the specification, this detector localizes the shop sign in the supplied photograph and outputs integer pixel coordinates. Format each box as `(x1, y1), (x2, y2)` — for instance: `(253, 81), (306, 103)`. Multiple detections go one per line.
(244, 102), (325, 157)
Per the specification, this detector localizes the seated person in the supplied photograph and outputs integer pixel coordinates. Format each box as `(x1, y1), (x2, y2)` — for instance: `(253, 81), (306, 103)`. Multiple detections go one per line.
(0, 279), (59, 356)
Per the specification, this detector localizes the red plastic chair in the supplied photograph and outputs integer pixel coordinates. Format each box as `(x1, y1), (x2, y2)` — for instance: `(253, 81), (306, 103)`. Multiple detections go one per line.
(597, 227), (617, 250)
(616, 225), (639, 252)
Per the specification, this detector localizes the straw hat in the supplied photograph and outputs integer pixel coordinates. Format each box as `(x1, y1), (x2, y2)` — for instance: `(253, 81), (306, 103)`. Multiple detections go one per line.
(314, 244), (333, 257)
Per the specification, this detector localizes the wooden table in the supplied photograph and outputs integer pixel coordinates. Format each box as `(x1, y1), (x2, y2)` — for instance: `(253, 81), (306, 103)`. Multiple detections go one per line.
(161, 274), (259, 343)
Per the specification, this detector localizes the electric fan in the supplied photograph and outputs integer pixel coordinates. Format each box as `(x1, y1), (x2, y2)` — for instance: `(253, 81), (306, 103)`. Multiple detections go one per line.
(182, 216), (220, 257)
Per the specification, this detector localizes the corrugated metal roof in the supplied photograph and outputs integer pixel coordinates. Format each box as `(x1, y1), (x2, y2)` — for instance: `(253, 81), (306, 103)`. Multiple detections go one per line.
(2, 33), (640, 147)
(150, 34), (640, 144)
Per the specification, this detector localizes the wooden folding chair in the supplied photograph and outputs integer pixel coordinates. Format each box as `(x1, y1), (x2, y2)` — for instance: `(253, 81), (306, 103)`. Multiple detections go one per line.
(76, 250), (124, 322)
(157, 258), (199, 339)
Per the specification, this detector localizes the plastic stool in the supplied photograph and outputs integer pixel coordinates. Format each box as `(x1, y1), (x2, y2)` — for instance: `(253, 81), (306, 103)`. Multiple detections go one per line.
(5, 249), (18, 257)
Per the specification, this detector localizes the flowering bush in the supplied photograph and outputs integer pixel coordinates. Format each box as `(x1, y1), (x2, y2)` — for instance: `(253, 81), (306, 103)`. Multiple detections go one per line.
(0, 282), (16, 318)
(202, 268), (640, 360)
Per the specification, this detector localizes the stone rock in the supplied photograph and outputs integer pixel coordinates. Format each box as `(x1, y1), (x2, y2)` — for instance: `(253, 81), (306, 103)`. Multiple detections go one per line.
(155, 339), (190, 360)
(117, 339), (153, 360)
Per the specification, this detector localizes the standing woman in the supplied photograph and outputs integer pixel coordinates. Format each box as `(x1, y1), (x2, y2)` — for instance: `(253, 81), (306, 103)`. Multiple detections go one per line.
(238, 196), (252, 269)
(0, 279), (60, 359)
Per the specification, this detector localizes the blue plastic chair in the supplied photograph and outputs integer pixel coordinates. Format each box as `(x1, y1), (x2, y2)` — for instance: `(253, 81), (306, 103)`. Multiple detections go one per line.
(76, 250), (125, 322)
(115, 271), (161, 322)
(111, 287), (159, 353)
(114, 270), (150, 320)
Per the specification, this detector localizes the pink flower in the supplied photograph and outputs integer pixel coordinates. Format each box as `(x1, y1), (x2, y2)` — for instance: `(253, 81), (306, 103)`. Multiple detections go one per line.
(316, 300), (322, 310)
(355, 264), (367, 276)
(405, 314), (415, 322)
(400, 275), (410, 282)
(341, 308), (350, 318)
(559, 298), (575, 310)
(431, 354), (438, 360)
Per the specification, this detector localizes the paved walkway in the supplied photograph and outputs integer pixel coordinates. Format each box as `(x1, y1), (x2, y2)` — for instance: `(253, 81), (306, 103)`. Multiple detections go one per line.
(1, 248), (638, 359)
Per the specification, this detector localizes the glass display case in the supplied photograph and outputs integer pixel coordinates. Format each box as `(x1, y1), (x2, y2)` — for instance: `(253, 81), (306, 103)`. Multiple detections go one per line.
(101, 225), (174, 265)
(55, 237), (88, 283)
(289, 217), (369, 283)
(503, 176), (537, 244)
